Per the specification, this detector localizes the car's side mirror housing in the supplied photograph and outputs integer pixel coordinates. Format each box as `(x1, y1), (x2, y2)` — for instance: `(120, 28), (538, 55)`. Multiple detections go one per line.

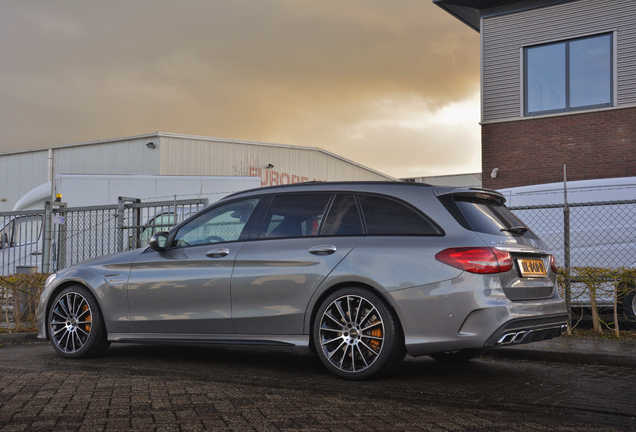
(148, 232), (170, 251)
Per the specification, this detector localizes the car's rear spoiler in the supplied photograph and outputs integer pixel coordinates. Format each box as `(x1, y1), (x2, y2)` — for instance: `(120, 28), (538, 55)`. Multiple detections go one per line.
(433, 187), (506, 205)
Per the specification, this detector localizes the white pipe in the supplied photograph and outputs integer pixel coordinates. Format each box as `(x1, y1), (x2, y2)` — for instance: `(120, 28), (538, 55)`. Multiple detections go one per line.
(48, 148), (55, 203)
(13, 182), (51, 211)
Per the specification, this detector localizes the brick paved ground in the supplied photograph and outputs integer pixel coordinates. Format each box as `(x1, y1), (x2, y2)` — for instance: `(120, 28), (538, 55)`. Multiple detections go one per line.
(0, 342), (634, 431)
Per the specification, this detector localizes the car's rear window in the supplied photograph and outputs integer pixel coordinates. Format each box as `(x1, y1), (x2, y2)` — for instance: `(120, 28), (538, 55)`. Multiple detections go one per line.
(439, 195), (530, 236)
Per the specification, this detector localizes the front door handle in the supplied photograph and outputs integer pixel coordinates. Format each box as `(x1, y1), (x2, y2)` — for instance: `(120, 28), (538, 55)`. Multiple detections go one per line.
(206, 247), (230, 258)
(308, 245), (337, 256)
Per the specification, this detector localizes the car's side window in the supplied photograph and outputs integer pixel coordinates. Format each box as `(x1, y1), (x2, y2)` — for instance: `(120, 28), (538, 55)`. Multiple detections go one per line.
(13, 216), (42, 246)
(174, 198), (259, 247)
(257, 193), (331, 239)
(357, 194), (441, 236)
(0, 220), (13, 248)
(321, 194), (363, 236)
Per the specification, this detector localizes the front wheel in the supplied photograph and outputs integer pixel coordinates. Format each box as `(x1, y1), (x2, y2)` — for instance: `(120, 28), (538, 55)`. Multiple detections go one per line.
(312, 287), (403, 380)
(47, 285), (109, 358)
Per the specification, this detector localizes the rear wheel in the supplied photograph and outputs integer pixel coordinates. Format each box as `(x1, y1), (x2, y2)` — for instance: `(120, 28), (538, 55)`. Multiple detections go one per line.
(47, 285), (109, 358)
(430, 349), (481, 363)
(312, 287), (403, 380)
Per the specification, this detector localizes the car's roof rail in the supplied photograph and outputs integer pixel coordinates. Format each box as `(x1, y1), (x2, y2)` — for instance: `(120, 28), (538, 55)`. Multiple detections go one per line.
(222, 181), (433, 199)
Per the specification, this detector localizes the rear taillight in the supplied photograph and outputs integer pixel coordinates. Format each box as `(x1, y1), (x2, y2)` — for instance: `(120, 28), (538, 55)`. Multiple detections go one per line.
(435, 247), (513, 274)
(549, 254), (558, 273)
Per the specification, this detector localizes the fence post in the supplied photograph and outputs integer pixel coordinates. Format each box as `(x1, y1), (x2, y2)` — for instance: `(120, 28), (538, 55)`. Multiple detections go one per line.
(116, 198), (125, 253)
(56, 203), (67, 270)
(42, 201), (52, 273)
(563, 165), (572, 333)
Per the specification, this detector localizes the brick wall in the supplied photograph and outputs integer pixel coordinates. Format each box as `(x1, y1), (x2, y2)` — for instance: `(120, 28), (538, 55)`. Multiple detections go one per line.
(482, 106), (636, 189)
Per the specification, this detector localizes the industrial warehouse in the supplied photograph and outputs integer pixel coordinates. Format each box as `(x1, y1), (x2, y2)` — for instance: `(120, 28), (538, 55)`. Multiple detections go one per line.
(0, 131), (393, 212)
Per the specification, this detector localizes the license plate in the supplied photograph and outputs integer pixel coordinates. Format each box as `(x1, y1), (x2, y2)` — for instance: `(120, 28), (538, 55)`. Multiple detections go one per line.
(517, 258), (547, 277)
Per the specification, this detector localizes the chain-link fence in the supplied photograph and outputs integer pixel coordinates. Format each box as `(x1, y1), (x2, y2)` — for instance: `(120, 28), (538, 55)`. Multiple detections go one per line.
(0, 197), (208, 276)
(510, 199), (636, 307)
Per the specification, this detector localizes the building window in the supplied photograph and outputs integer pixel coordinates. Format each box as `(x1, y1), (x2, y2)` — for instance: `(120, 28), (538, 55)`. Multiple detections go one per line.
(524, 33), (612, 115)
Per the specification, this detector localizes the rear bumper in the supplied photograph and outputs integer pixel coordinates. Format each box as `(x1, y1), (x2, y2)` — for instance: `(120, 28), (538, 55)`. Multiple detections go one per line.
(390, 272), (568, 357)
(483, 314), (568, 347)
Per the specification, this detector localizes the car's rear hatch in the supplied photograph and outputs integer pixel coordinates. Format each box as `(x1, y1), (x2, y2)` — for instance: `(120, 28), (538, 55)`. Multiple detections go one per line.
(435, 187), (555, 301)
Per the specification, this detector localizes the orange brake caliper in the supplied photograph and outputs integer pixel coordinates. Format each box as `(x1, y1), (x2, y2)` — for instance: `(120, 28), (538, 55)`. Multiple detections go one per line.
(368, 327), (382, 351)
(83, 304), (92, 332)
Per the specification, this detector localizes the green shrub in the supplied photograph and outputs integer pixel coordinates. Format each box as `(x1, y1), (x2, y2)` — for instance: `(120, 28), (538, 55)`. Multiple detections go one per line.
(0, 273), (50, 332)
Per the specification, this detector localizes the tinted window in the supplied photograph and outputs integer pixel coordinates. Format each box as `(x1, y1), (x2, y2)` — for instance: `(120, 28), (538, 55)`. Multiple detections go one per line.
(525, 33), (612, 115)
(358, 195), (440, 235)
(259, 194), (331, 239)
(440, 196), (534, 237)
(174, 198), (259, 247)
(321, 194), (363, 236)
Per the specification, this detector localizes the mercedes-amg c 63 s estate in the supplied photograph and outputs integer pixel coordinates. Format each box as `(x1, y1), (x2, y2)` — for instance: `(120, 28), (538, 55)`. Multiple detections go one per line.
(37, 182), (568, 379)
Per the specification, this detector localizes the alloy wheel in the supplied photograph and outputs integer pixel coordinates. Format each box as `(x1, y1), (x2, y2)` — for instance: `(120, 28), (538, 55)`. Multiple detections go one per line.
(49, 292), (93, 354)
(319, 295), (385, 373)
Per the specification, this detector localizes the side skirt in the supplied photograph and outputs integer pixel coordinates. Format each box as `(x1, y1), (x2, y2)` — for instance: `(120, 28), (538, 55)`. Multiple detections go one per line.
(108, 332), (310, 350)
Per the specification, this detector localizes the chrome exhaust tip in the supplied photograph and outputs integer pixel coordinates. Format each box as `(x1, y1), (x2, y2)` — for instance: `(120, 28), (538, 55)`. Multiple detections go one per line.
(497, 332), (516, 345)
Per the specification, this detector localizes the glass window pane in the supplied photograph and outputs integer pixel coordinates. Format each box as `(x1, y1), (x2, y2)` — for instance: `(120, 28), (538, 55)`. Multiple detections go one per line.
(440, 196), (536, 238)
(526, 42), (566, 113)
(175, 198), (259, 247)
(570, 34), (611, 108)
(260, 194), (331, 239)
(321, 194), (363, 236)
(358, 195), (440, 235)
(0, 220), (13, 248)
(13, 216), (42, 245)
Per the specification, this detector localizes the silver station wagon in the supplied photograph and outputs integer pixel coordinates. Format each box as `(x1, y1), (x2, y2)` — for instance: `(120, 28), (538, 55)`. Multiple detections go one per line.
(37, 182), (568, 379)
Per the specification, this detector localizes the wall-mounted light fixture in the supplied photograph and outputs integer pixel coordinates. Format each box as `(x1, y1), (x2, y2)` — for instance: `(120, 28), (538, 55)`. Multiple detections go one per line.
(265, 163), (275, 169)
(490, 168), (499, 179)
(146, 141), (156, 150)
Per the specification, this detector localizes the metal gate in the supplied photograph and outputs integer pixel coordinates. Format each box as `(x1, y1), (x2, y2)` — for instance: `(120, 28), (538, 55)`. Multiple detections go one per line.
(0, 197), (208, 276)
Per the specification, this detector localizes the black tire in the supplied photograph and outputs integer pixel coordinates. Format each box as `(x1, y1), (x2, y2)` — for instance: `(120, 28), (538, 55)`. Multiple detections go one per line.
(312, 287), (403, 380)
(623, 290), (636, 323)
(430, 349), (481, 363)
(47, 285), (109, 358)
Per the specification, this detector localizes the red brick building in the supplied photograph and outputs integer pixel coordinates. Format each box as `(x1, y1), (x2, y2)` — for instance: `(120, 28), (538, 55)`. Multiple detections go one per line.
(435, 0), (636, 189)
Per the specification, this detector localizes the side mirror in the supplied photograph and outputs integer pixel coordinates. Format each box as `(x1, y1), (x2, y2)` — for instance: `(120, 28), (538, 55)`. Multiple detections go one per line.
(148, 232), (170, 251)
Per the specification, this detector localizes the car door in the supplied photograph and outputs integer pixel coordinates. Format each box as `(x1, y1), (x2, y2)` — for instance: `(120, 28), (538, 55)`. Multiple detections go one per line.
(125, 197), (260, 335)
(231, 193), (364, 334)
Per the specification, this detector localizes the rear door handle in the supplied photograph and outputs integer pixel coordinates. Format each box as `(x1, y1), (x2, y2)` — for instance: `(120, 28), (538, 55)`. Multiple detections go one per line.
(308, 245), (337, 256)
(206, 247), (230, 258)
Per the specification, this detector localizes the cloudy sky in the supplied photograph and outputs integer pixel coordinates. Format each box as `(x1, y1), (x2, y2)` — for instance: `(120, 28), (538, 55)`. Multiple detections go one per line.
(0, 0), (480, 178)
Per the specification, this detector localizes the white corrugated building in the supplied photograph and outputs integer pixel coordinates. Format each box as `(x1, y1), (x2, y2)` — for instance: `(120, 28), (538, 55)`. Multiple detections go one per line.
(0, 132), (393, 211)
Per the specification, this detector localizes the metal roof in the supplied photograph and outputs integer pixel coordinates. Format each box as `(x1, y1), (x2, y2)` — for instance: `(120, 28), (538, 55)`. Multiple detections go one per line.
(0, 131), (394, 180)
(433, 1), (575, 31)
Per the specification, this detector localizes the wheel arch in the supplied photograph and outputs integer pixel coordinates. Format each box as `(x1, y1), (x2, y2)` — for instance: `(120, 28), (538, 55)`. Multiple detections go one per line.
(306, 280), (406, 352)
(44, 280), (108, 339)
